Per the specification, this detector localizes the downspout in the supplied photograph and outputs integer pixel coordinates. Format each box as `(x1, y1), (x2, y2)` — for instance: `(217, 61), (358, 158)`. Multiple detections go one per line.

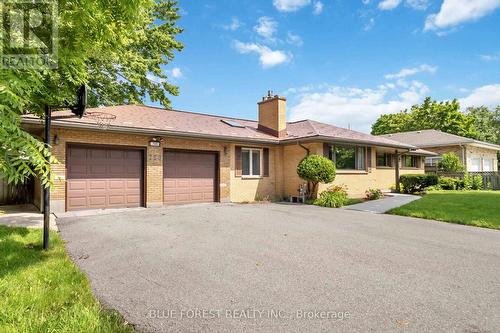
(298, 141), (310, 155)
(297, 141), (311, 198)
(460, 144), (466, 171)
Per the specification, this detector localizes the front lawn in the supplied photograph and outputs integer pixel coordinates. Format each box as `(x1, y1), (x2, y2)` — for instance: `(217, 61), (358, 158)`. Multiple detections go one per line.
(389, 191), (500, 229)
(0, 226), (134, 332)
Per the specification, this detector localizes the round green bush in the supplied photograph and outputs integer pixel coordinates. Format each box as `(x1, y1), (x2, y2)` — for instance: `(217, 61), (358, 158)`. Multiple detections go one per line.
(297, 154), (336, 184)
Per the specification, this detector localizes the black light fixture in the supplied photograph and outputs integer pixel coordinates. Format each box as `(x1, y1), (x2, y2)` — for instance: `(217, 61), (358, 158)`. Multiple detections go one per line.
(53, 134), (59, 145)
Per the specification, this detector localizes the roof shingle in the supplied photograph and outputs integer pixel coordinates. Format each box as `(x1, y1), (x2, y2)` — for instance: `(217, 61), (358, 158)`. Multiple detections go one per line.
(23, 104), (415, 149)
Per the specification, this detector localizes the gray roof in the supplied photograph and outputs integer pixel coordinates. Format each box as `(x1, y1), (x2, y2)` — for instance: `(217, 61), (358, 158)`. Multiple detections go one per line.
(381, 129), (500, 150)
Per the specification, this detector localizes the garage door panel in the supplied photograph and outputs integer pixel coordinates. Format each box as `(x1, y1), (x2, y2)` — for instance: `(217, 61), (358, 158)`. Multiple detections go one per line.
(164, 151), (216, 204)
(67, 146), (143, 211)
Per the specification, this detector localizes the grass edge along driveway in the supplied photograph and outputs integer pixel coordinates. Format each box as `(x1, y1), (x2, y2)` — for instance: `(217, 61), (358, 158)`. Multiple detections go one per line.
(0, 226), (134, 333)
(388, 190), (500, 230)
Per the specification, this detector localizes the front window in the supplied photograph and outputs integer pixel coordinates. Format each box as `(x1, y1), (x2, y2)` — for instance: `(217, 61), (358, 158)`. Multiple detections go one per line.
(376, 152), (393, 167)
(403, 155), (418, 168)
(242, 148), (261, 176)
(483, 159), (493, 172)
(425, 156), (442, 166)
(470, 158), (481, 172)
(329, 145), (366, 170)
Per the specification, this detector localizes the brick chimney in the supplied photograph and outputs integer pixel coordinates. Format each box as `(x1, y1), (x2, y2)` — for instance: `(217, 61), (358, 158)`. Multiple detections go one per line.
(258, 90), (287, 138)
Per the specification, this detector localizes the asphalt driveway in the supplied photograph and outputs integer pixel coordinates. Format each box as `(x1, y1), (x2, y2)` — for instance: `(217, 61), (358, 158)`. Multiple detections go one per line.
(57, 203), (500, 333)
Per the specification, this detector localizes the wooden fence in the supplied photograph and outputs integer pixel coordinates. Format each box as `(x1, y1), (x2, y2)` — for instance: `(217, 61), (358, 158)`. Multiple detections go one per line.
(0, 177), (33, 205)
(426, 171), (500, 190)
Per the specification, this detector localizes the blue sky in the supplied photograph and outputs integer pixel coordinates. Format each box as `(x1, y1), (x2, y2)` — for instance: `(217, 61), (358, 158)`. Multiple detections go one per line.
(153, 0), (500, 133)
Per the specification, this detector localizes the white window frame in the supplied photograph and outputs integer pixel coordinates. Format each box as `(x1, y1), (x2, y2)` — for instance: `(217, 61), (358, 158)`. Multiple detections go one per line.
(241, 148), (263, 178)
(470, 158), (481, 172)
(483, 159), (493, 172)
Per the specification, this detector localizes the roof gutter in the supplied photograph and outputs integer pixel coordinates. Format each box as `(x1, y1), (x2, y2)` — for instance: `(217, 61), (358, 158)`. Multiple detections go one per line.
(283, 135), (416, 150)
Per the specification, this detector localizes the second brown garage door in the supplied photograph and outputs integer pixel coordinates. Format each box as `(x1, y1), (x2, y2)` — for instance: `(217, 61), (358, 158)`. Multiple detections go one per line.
(163, 151), (217, 204)
(67, 145), (144, 211)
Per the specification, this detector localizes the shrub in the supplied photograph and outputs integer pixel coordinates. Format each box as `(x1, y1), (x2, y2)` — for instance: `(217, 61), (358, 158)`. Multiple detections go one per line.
(471, 174), (483, 190)
(425, 185), (442, 192)
(399, 174), (438, 194)
(463, 173), (473, 190)
(314, 185), (348, 208)
(438, 177), (461, 190)
(365, 188), (382, 200)
(297, 154), (336, 199)
(437, 152), (464, 172)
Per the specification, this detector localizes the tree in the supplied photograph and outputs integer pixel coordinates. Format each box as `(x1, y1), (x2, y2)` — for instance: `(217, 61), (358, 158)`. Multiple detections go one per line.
(371, 97), (476, 137)
(466, 106), (500, 145)
(296, 154), (336, 199)
(0, 0), (183, 186)
(437, 152), (464, 172)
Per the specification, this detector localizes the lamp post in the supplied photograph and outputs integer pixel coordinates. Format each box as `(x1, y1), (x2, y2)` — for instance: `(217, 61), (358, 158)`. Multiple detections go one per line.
(41, 85), (86, 250)
(43, 105), (51, 250)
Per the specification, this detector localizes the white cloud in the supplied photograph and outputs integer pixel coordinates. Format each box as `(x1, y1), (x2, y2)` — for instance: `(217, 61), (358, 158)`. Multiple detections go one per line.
(288, 81), (429, 133)
(223, 17), (242, 31)
(480, 53), (500, 61)
(378, 0), (402, 10)
(364, 18), (375, 31)
(171, 67), (183, 79)
(377, 0), (429, 11)
(313, 1), (324, 14)
(384, 64), (437, 80)
(233, 41), (291, 68)
(286, 32), (303, 46)
(459, 84), (500, 109)
(424, 0), (500, 31)
(254, 17), (278, 41)
(273, 0), (311, 12)
(406, 0), (429, 10)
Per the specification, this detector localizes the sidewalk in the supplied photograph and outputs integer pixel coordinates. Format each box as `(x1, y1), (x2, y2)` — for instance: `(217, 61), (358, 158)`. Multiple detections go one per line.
(0, 204), (58, 230)
(342, 193), (421, 214)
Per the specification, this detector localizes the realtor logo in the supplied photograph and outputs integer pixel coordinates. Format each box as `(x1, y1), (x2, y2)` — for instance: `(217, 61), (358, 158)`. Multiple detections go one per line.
(1, 0), (58, 68)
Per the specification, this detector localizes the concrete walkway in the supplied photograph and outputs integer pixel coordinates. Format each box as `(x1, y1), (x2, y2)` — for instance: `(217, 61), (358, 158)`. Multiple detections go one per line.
(343, 193), (421, 213)
(0, 204), (58, 230)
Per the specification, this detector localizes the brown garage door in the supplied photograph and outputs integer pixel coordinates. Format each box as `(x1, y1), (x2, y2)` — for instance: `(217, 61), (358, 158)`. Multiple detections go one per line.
(163, 151), (217, 204)
(67, 146), (144, 211)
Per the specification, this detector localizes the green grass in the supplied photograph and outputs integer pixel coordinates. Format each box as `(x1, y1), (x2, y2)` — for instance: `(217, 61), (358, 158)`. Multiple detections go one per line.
(389, 191), (500, 230)
(346, 198), (364, 205)
(0, 226), (134, 333)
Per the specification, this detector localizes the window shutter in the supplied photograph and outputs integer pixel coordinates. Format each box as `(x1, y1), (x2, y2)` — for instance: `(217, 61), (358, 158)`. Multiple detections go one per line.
(367, 147), (372, 168)
(263, 148), (269, 177)
(323, 143), (330, 158)
(235, 146), (242, 177)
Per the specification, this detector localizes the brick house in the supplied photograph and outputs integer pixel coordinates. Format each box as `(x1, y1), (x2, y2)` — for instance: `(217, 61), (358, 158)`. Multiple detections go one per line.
(381, 130), (500, 172)
(22, 93), (434, 213)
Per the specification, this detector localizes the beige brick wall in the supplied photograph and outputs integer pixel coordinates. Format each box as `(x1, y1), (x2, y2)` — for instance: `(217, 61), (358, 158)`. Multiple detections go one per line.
(229, 144), (281, 202)
(282, 142), (424, 198)
(258, 97), (286, 134)
(465, 145), (498, 171)
(46, 127), (427, 210)
(48, 128), (232, 212)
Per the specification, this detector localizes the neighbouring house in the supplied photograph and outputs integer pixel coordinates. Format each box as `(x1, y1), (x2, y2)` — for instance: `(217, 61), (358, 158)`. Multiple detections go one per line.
(380, 130), (500, 172)
(21, 92), (435, 213)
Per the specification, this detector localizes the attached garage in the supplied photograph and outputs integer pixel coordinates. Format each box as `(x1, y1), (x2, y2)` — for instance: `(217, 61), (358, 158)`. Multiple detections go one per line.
(163, 150), (218, 204)
(66, 145), (144, 211)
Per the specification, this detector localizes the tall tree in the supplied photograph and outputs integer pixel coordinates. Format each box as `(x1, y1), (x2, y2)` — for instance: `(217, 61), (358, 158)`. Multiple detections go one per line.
(466, 106), (500, 145)
(372, 97), (477, 138)
(0, 0), (183, 186)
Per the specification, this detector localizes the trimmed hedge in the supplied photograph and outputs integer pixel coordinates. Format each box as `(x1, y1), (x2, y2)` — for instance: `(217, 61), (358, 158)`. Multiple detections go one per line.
(399, 174), (438, 194)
